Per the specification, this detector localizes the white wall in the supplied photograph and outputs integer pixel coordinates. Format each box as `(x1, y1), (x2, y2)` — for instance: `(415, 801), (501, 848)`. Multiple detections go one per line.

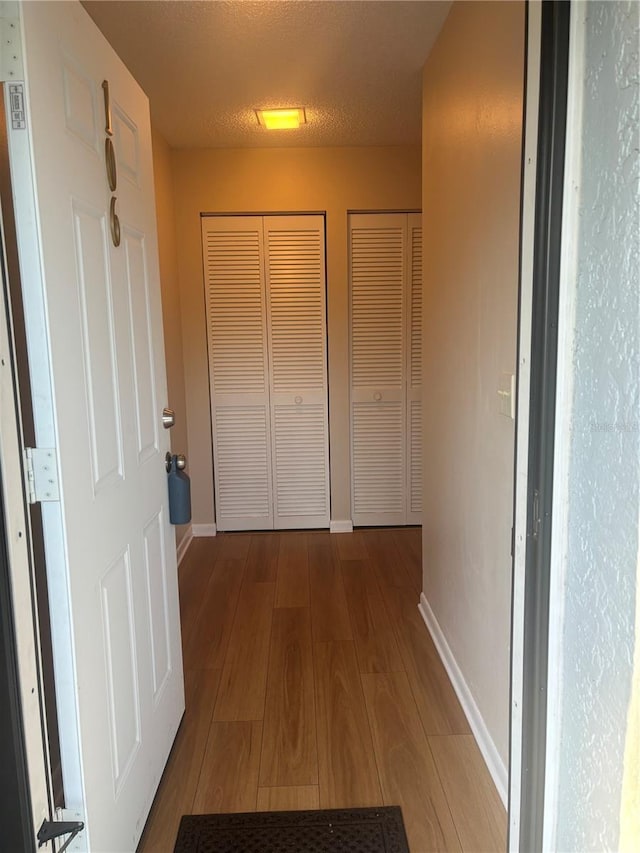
(420, 0), (525, 784)
(546, 2), (640, 849)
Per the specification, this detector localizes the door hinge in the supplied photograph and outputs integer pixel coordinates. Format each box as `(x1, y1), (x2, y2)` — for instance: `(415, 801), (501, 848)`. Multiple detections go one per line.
(24, 447), (60, 504)
(37, 817), (84, 853)
(0, 8), (23, 82)
(532, 489), (541, 540)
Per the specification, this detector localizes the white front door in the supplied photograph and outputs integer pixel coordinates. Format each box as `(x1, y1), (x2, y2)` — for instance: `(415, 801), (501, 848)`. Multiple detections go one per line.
(9, 2), (184, 849)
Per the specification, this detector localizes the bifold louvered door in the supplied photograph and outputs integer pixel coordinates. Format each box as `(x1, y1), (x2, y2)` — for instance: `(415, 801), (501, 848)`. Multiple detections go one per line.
(264, 217), (330, 528)
(406, 215), (422, 524)
(203, 217), (273, 530)
(349, 212), (422, 526)
(202, 215), (329, 531)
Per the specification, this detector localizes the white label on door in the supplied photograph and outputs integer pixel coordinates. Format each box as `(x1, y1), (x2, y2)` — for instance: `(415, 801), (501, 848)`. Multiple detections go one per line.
(9, 82), (26, 129)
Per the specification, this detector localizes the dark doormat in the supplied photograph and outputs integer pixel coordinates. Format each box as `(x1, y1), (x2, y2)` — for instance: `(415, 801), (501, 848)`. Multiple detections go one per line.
(173, 806), (410, 852)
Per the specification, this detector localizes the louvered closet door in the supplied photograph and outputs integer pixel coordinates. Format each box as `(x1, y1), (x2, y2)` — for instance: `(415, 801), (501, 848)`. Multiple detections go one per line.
(264, 216), (330, 528)
(202, 217), (273, 531)
(350, 213), (407, 526)
(407, 214), (423, 524)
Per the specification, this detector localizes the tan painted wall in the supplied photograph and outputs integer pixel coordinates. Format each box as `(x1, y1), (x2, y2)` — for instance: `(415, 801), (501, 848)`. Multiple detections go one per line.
(151, 127), (190, 548)
(171, 146), (421, 526)
(421, 0), (525, 770)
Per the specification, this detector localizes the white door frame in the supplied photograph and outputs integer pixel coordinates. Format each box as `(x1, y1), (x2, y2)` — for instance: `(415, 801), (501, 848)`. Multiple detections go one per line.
(4, 67), (87, 821)
(541, 5), (587, 847)
(0, 8), (53, 844)
(508, 0), (542, 843)
(509, 0), (572, 848)
(0, 197), (51, 847)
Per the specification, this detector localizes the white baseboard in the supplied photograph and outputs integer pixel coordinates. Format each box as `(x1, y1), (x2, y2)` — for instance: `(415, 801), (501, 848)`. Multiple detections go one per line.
(418, 592), (508, 807)
(192, 523), (217, 537)
(330, 519), (353, 534)
(176, 526), (193, 565)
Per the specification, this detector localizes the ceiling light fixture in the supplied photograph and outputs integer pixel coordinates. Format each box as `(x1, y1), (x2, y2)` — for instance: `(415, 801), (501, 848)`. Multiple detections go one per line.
(255, 107), (306, 130)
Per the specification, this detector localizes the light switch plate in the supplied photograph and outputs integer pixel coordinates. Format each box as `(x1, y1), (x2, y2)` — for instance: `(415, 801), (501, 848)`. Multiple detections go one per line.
(498, 373), (516, 420)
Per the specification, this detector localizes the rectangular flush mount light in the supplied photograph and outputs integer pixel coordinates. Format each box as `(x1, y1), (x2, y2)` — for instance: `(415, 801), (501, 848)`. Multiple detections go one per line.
(255, 107), (306, 130)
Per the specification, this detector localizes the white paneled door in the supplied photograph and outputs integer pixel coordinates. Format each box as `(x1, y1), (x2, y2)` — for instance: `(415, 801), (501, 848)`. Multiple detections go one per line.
(10, 2), (184, 850)
(350, 212), (422, 526)
(203, 215), (330, 531)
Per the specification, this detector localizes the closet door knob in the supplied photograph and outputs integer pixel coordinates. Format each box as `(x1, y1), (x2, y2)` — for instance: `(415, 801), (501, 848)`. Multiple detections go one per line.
(295, 395), (303, 404)
(374, 392), (382, 401)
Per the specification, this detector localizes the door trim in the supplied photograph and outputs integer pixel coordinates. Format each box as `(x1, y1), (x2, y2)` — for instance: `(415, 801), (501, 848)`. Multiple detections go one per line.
(0, 201), (51, 850)
(508, 0), (541, 842)
(542, 4), (589, 846)
(4, 68), (86, 814)
(510, 1), (571, 849)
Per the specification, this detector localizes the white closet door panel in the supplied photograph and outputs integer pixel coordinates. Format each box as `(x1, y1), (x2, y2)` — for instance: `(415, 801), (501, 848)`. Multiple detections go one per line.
(408, 216), (423, 389)
(350, 214), (406, 390)
(264, 216), (327, 393)
(202, 218), (268, 395)
(408, 399), (422, 523)
(202, 217), (273, 531)
(350, 213), (407, 525)
(351, 396), (405, 526)
(407, 214), (423, 523)
(271, 393), (329, 528)
(265, 215), (330, 529)
(213, 401), (273, 531)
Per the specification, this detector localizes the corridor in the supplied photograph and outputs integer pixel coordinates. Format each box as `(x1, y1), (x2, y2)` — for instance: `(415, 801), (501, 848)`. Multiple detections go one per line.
(139, 528), (506, 852)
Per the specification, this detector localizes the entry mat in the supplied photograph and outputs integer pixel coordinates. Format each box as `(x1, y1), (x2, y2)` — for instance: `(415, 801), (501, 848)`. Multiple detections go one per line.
(173, 806), (410, 853)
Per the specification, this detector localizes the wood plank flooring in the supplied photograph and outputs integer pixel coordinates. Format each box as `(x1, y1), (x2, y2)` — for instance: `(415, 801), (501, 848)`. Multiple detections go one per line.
(137, 528), (506, 853)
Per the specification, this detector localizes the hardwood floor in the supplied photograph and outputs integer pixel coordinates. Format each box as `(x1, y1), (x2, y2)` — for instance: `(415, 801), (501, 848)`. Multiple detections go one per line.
(137, 528), (506, 852)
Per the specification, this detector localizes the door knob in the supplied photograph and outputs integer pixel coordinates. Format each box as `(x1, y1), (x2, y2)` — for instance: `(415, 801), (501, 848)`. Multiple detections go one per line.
(162, 407), (175, 429)
(165, 452), (187, 472)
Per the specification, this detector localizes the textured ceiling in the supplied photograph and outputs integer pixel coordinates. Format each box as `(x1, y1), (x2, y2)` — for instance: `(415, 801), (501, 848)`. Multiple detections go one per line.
(82, 1), (451, 149)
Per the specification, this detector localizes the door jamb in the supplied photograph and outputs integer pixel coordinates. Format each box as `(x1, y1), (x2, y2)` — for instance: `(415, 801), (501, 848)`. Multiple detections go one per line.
(2, 66), (87, 824)
(509, 1), (571, 849)
(0, 193), (52, 851)
(508, 0), (541, 843)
